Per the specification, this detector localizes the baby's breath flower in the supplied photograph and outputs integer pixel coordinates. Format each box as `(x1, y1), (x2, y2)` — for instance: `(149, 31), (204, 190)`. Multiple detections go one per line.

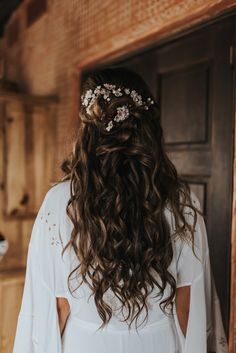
(81, 83), (155, 131)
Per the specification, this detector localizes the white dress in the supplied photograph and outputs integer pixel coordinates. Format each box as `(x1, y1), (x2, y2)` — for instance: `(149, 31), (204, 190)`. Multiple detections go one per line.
(12, 180), (229, 353)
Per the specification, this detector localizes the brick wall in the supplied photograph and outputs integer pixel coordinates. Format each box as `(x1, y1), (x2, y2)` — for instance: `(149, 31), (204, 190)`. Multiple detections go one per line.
(3, 0), (236, 181)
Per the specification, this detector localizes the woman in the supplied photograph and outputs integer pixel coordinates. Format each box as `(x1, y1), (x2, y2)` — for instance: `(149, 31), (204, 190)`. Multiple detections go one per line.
(13, 67), (228, 353)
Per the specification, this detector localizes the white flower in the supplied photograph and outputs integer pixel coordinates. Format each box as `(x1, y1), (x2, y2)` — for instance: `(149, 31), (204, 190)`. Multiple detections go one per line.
(114, 105), (129, 122)
(104, 83), (116, 90)
(99, 87), (110, 100)
(147, 97), (154, 105)
(136, 95), (143, 106)
(130, 90), (136, 98)
(112, 89), (123, 97)
(85, 89), (93, 98)
(105, 120), (114, 131)
(80, 84), (156, 128)
(130, 90), (142, 106)
(82, 89), (94, 107)
(82, 98), (88, 106)
(94, 85), (102, 94)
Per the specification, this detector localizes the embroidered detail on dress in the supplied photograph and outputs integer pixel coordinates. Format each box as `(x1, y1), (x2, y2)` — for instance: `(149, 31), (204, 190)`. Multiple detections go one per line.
(51, 236), (60, 246)
(39, 210), (62, 247)
(173, 226), (191, 234)
(48, 220), (60, 246)
(218, 336), (227, 347)
(184, 210), (194, 218)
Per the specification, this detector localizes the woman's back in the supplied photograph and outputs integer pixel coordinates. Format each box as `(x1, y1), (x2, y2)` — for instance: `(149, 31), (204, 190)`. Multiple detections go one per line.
(54, 180), (180, 352)
(12, 171), (228, 353)
(30, 179), (203, 351)
(57, 180), (177, 321)
(30, 180), (183, 352)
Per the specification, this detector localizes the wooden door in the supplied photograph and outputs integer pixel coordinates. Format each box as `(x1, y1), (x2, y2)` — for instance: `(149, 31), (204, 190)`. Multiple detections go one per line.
(157, 19), (234, 337)
(81, 15), (235, 339)
(114, 17), (235, 337)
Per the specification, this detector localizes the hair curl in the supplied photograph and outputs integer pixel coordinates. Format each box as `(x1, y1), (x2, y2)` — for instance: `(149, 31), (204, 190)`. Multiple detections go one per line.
(57, 67), (201, 331)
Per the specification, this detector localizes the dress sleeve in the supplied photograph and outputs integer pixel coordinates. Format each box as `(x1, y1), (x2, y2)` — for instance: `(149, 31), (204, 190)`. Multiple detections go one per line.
(12, 185), (68, 353)
(172, 193), (229, 353)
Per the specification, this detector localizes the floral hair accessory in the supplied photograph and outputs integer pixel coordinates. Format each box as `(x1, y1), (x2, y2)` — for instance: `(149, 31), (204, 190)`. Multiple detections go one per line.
(81, 83), (155, 131)
(106, 105), (130, 131)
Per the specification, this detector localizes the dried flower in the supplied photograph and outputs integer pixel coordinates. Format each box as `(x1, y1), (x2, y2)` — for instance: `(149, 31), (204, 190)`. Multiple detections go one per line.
(81, 83), (155, 131)
(114, 105), (129, 122)
(105, 120), (114, 131)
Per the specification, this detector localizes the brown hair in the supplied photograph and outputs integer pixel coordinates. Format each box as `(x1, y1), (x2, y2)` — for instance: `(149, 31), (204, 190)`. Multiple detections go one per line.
(58, 67), (200, 331)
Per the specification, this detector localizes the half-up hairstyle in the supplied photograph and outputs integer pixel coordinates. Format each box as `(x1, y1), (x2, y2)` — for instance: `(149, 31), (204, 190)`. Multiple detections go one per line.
(59, 67), (201, 331)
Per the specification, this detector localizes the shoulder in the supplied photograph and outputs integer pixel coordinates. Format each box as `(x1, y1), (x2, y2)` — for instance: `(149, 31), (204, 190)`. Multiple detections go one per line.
(187, 189), (202, 213)
(164, 188), (206, 251)
(37, 180), (71, 227)
(181, 190), (202, 227)
(42, 180), (71, 211)
(180, 190), (208, 262)
(34, 180), (72, 248)
(44, 180), (71, 202)
(164, 189), (202, 226)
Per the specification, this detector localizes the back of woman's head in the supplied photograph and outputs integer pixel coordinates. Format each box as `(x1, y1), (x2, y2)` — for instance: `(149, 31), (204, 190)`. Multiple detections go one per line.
(60, 66), (198, 330)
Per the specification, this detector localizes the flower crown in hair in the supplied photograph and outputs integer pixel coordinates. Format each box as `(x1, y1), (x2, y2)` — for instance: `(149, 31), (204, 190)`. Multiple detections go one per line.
(81, 83), (155, 131)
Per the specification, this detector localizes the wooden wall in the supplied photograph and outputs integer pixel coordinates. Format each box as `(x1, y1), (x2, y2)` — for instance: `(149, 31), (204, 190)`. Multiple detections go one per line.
(0, 92), (58, 271)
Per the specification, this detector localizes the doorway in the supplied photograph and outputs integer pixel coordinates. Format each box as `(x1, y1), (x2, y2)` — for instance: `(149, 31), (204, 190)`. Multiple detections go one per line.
(81, 14), (235, 339)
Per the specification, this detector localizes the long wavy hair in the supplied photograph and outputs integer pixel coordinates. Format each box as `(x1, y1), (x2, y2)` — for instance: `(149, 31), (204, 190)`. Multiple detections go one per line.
(58, 67), (201, 331)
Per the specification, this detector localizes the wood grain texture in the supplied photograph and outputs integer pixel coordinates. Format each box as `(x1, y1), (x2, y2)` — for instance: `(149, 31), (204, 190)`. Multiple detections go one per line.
(0, 92), (58, 273)
(229, 94), (236, 353)
(5, 101), (26, 216)
(0, 271), (24, 353)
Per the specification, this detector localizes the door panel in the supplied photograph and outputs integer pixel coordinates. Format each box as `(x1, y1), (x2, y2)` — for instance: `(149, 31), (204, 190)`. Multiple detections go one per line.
(160, 63), (209, 144)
